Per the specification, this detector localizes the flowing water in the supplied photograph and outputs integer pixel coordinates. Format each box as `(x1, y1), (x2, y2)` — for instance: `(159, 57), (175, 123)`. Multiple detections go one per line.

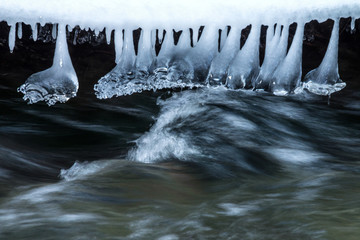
(1, 20), (360, 240)
(1, 84), (360, 239)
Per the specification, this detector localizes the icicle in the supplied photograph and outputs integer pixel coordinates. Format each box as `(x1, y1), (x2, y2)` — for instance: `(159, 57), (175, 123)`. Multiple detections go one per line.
(105, 27), (112, 44)
(67, 25), (73, 32)
(187, 26), (218, 81)
(351, 17), (356, 33)
(52, 24), (57, 39)
(95, 28), (151, 98)
(175, 29), (191, 51)
(303, 19), (345, 96)
(73, 28), (78, 45)
(219, 27), (228, 52)
(18, 24), (78, 106)
(32, 23), (38, 41)
(226, 24), (261, 89)
(192, 27), (200, 46)
(17, 22), (23, 40)
(206, 27), (241, 85)
(157, 29), (164, 44)
(116, 28), (136, 71)
(135, 28), (155, 74)
(151, 29), (157, 52)
(94, 28), (100, 36)
(254, 24), (287, 90)
(114, 29), (123, 64)
(163, 28), (194, 85)
(270, 22), (305, 95)
(154, 29), (175, 67)
(266, 24), (274, 47)
(8, 23), (16, 53)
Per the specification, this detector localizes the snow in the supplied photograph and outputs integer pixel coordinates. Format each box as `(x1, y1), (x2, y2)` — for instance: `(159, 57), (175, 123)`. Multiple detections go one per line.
(0, 0), (359, 31)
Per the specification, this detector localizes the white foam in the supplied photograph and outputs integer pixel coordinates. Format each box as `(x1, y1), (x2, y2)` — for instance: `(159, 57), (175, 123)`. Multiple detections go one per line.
(60, 160), (112, 181)
(218, 203), (256, 216)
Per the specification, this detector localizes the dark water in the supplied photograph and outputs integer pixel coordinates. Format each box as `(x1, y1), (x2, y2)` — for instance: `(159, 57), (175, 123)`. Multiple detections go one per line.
(1, 84), (360, 239)
(1, 20), (360, 240)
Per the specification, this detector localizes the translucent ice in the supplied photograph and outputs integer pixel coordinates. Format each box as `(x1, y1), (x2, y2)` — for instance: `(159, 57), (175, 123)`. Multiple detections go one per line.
(17, 22), (22, 40)
(192, 27), (200, 46)
(8, 23), (15, 53)
(303, 19), (346, 96)
(226, 24), (261, 89)
(52, 24), (57, 39)
(18, 24), (79, 106)
(105, 27), (112, 45)
(206, 27), (241, 85)
(114, 29), (123, 64)
(186, 26), (218, 82)
(1, 0), (358, 100)
(94, 28), (137, 98)
(254, 24), (282, 90)
(164, 29), (194, 85)
(32, 23), (38, 41)
(258, 23), (288, 92)
(270, 22), (305, 95)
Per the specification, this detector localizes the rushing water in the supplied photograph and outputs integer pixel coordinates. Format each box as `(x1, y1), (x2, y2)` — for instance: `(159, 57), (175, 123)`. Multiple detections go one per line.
(1, 82), (360, 239)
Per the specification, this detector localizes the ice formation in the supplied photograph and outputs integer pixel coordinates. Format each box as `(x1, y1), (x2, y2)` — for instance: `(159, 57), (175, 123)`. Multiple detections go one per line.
(303, 19), (346, 96)
(17, 24), (79, 106)
(0, 0), (359, 104)
(226, 24), (260, 89)
(270, 23), (305, 95)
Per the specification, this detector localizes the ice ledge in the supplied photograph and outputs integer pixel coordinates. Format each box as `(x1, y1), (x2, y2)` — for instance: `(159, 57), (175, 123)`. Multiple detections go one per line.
(0, 0), (359, 30)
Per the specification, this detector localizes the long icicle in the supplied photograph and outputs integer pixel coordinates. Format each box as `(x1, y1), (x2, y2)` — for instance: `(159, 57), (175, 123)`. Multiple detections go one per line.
(303, 19), (345, 96)
(254, 24), (282, 90)
(105, 27), (112, 45)
(226, 24), (261, 89)
(206, 26), (241, 85)
(117, 28), (136, 71)
(114, 29), (123, 63)
(32, 23), (38, 41)
(17, 22), (22, 40)
(187, 26), (218, 82)
(270, 22), (305, 95)
(135, 28), (155, 75)
(166, 29), (194, 85)
(18, 23), (78, 106)
(8, 23), (15, 53)
(52, 24), (57, 39)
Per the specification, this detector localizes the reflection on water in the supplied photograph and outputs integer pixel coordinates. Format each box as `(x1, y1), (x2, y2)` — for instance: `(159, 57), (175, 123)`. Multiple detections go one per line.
(1, 85), (360, 239)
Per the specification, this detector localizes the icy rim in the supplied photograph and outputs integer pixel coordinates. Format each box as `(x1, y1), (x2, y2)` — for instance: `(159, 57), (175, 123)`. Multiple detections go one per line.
(1, 1), (360, 104)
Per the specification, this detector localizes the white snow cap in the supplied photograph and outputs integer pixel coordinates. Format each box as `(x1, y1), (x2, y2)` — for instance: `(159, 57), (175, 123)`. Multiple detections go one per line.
(0, 0), (359, 30)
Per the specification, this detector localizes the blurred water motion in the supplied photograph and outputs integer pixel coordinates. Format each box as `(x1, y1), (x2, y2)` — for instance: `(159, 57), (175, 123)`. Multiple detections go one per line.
(1, 85), (360, 239)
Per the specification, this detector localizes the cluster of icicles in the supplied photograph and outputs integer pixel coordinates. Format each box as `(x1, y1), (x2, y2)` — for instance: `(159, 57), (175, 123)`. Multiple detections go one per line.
(7, 18), (355, 105)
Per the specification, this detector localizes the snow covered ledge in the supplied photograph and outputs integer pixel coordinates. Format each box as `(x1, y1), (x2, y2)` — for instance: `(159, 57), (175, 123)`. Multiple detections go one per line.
(0, 0), (359, 30)
(0, 0), (360, 105)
